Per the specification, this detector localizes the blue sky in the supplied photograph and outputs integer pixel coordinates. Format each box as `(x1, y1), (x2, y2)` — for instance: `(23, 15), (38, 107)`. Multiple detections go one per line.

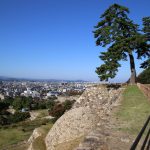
(0, 0), (149, 82)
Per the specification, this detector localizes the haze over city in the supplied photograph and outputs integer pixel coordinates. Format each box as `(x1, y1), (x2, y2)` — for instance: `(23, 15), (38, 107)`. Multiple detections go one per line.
(0, 0), (150, 82)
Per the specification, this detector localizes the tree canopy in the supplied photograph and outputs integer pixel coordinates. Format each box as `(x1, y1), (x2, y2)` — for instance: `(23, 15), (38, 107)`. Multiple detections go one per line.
(140, 17), (150, 69)
(93, 4), (150, 83)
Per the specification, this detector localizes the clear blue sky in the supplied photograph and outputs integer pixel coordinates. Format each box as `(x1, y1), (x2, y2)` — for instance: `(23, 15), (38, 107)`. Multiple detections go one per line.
(0, 0), (149, 82)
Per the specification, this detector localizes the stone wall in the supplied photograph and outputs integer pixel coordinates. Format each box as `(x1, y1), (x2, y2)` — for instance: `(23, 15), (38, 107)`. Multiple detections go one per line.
(27, 128), (43, 150)
(137, 83), (150, 100)
(45, 85), (122, 150)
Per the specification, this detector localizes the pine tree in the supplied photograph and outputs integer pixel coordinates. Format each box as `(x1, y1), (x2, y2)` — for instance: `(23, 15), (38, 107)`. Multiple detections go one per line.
(140, 17), (150, 69)
(93, 4), (149, 84)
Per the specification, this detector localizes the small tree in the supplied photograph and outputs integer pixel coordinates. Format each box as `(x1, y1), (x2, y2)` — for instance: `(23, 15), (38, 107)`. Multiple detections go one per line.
(93, 4), (149, 84)
(12, 97), (22, 110)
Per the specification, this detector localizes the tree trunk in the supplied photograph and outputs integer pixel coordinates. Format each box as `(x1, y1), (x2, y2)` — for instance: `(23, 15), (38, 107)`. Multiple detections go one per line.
(129, 52), (136, 84)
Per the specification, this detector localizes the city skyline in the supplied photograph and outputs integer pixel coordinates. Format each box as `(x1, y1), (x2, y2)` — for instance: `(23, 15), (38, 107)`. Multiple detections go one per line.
(0, 0), (150, 82)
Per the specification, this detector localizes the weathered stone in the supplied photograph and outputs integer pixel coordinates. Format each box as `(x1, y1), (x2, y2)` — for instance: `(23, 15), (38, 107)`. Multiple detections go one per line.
(45, 85), (122, 150)
(45, 107), (99, 150)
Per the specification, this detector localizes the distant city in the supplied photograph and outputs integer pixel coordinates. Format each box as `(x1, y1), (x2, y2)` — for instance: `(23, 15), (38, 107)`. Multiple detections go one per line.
(0, 76), (98, 100)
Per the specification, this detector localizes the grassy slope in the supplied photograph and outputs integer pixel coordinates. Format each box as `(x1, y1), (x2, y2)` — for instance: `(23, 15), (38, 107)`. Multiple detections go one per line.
(0, 128), (30, 147)
(116, 85), (150, 134)
(32, 123), (53, 150)
(0, 118), (53, 150)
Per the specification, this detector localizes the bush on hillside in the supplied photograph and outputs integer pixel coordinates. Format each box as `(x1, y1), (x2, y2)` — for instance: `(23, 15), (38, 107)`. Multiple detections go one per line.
(137, 68), (150, 84)
(10, 111), (30, 123)
(0, 115), (9, 125)
(3, 97), (14, 106)
(46, 100), (56, 109)
(48, 100), (75, 120)
(63, 100), (75, 110)
(48, 104), (65, 119)
(0, 101), (9, 110)
(12, 97), (33, 110)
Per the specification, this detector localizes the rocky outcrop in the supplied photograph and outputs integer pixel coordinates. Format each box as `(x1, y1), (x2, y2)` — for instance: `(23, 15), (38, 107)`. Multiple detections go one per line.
(45, 107), (99, 150)
(45, 85), (122, 150)
(27, 128), (43, 150)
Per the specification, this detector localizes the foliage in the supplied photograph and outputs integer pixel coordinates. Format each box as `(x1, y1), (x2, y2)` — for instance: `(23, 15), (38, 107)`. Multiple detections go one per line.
(12, 98), (22, 110)
(0, 111), (30, 126)
(48, 100), (75, 120)
(37, 102), (47, 109)
(63, 100), (75, 110)
(10, 111), (30, 123)
(0, 115), (10, 126)
(12, 97), (32, 110)
(3, 97), (14, 106)
(140, 17), (150, 69)
(49, 103), (65, 119)
(0, 101), (9, 110)
(93, 3), (149, 83)
(0, 110), (12, 125)
(46, 100), (55, 110)
(137, 67), (150, 84)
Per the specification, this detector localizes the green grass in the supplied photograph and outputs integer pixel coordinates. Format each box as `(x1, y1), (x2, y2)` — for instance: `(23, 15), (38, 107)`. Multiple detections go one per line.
(116, 85), (150, 134)
(32, 136), (46, 150)
(36, 109), (49, 118)
(0, 119), (53, 150)
(0, 128), (30, 148)
(32, 122), (53, 150)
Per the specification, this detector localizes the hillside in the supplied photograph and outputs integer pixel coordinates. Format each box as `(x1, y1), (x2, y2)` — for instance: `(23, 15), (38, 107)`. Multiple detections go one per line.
(137, 68), (150, 84)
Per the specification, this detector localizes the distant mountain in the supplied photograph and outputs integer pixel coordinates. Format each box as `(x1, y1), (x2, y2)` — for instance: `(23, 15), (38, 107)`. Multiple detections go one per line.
(0, 76), (87, 82)
(0, 76), (23, 81)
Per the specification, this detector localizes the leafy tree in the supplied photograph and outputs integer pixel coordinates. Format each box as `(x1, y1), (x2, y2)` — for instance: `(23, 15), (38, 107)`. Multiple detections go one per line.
(12, 97), (33, 110)
(93, 4), (149, 84)
(10, 111), (30, 123)
(12, 97), (22, 110)
(21, 96), (32, 109)
(46, 100), (55, 110)
(3, 97), (14, 106)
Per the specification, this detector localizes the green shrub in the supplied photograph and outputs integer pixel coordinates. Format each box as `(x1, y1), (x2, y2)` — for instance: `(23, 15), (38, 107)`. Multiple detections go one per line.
(10, 111), (30, 123)
(37, 102), (46, 109)
(2, 97), (14, 106)
(46, 100), (55, 110)
(49, 104), (65, 119)
(48, 100), (75, 120)
(0, 102), (9, 110)
(0, 115), (9, 125)
(12, 97), (33, 110)
(63, 100), (75, 110)
(137, 67), (150, 84)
